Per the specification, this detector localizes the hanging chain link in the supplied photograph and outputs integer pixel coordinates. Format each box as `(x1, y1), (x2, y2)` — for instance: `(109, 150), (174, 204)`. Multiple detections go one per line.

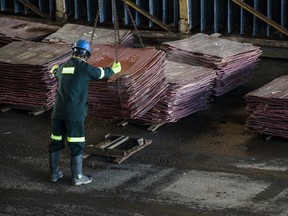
(123, 0), (144, 48)
(90, 0), (103, 45)
(112, 0), (120, 62)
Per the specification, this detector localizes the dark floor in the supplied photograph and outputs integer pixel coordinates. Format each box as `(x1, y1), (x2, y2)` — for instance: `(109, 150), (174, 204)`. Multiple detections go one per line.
(1, 58), (288, 216)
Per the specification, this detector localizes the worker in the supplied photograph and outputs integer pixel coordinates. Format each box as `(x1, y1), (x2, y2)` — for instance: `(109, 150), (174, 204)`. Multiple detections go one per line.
(49, 39), (121, 186)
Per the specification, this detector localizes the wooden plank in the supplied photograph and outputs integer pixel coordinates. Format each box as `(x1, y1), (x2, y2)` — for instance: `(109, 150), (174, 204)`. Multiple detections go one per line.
(147, 123), (166, 132)
(85, 147), (126, 157)
(0, 105), (11, 112)
(232, 0), (288, 36)
(93, 134), (124, 149)
(85, 135), (152, 164)
(28, 108), (49, 116)
(113, 139), (152, 164)
(107, 136), (130, 150)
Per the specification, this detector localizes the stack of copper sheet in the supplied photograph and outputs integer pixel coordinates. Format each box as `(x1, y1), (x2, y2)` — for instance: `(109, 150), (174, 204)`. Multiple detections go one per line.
(244, 76), (288, 139)
(136, 61), (216, 123)
(0, 41), (71, 109)
(160, 33), (262, 96)
(87, 45), (167, 120)
(0, 17), (60, 47)
(43, 23), (133, 47)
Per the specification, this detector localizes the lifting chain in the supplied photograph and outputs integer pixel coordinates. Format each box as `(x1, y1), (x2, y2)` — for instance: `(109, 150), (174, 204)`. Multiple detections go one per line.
(90, 0), (103, 45)
(112, 0), (120, 63)
(90, 0), (145, 62)
(122, 0), (144, 48)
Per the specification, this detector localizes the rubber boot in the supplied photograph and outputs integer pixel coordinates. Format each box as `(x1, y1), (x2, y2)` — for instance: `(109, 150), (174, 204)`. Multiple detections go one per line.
(49, 151), (63, 182)
(71, 155), (92, 186)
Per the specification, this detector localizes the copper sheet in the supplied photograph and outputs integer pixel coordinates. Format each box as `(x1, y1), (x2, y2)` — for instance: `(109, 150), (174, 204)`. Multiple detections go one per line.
(0, 41), (71, 109)
(87, 45), (167, 120)
(43, 23), (133, 47)
(160, 33), (262, 96)
(0, 17), (59, 47)
(136, 61), (216, 123)
(244, 76), (288, 139)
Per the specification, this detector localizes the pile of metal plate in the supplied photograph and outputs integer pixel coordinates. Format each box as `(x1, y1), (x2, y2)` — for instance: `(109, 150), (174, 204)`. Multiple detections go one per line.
(0, 17), (60, 47)
(244, 76), (288, 139)
(160, 33), (262, 96)
(43, 23), (133, 47)
(136, 61), (216, 123)
(0, 41), (71, 110)
(87, 45), (167, 120)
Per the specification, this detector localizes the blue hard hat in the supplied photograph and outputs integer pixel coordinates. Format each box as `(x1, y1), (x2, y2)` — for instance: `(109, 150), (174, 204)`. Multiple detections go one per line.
(72, 39), (91, 56)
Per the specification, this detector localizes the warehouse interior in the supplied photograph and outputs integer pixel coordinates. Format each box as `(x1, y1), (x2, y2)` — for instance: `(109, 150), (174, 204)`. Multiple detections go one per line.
(0, 0), (288, 215)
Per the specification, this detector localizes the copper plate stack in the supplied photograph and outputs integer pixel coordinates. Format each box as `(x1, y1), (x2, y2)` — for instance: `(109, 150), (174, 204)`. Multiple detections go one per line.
(87, 45), (167, 120)
(0, 41), (71, 110)
(137, 61), (216, 123)
(0, 17), (60, 47)
(160, 33), (262, 96)
(244, 76), (288, 139)
(43, 23), (133, 47)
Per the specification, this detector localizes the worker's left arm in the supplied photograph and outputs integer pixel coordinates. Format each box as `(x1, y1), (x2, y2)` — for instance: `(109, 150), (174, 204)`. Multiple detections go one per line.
(87, 62), (121, 80)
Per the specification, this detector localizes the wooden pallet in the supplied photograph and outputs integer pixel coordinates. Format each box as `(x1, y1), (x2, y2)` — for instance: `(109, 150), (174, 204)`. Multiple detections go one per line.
(117, 120), (166, 132)
(0, 104), (50, 115)
(85, 134), (152, 164)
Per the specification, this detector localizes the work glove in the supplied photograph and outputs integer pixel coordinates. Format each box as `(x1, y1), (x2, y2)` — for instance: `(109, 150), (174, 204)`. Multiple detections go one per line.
(112, 61), (121, 74)
(50, 65), (59, 74)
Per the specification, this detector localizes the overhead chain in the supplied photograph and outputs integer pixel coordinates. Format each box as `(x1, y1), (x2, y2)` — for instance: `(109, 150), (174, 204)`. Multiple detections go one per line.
(90, 0), (103, 45)
(123, 0), (145, 48)
(112, 0), (120, 62)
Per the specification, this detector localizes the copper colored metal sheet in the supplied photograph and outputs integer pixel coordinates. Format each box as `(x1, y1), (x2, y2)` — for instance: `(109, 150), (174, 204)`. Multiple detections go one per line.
(0, 17), (60, 47)
(0, 41), (71, 109)
(87, 45), (167, 120)
(244, 76), (288, 139)
(43, 23), (133, 47)
(160, 33), (262, 96)
(136, 61), (216, 123)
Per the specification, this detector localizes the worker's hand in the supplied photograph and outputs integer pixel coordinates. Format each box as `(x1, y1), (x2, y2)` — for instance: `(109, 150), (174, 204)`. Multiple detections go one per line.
(50, 65), (59, 74)
(112, 61), (121, 74)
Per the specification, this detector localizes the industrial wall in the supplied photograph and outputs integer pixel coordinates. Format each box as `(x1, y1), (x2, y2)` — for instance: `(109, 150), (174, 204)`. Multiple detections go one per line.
(0, 0), (287, 39)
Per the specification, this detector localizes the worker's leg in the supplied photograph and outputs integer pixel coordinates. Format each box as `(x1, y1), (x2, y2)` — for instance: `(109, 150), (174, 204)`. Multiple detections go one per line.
(48, 119), (65, 183)
(66, 121), (92, 186)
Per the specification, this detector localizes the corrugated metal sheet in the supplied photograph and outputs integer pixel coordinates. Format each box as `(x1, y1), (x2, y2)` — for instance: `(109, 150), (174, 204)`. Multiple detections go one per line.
(0, 0), (55, 17)
(0, 0), (287, 38)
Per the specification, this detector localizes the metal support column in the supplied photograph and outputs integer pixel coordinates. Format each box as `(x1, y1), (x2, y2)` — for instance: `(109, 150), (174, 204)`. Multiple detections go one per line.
(227, 0), (233, 33)
(214, 0), (220, 32)
(55, 0), (67, 21)
(253, 0), (259, 36)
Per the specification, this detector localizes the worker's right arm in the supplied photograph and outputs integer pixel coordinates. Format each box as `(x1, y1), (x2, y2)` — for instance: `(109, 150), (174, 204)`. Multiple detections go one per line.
(50, 65), (59, 79)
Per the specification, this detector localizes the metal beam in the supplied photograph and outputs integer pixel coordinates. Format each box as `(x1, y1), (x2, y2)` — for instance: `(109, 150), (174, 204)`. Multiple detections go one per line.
(123, 0), (172, 32)
(232, 0), (288, 36)
(17, 0), (51, 19)
(55, 0), (67, 22)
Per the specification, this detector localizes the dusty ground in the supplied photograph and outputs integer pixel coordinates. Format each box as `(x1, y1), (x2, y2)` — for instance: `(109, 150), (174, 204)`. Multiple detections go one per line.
(1, 58), (288, 216)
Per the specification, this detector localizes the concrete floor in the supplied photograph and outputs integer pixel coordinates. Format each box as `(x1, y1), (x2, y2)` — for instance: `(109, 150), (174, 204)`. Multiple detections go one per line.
(1, 58), (288, 216)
